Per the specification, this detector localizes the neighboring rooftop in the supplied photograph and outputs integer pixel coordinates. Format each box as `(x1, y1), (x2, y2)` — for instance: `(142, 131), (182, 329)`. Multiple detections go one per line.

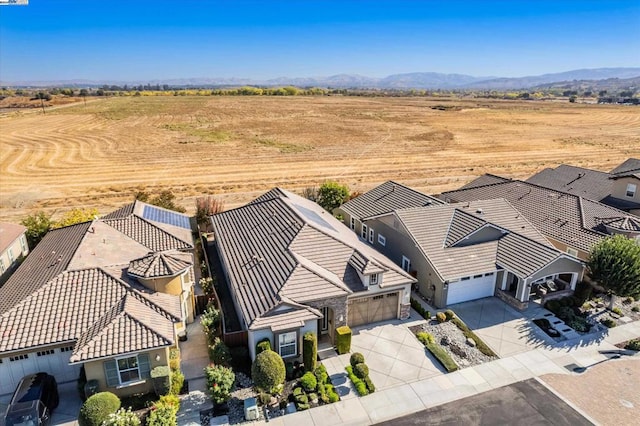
(0, 222), (27, 254)
(441, 177), (639, 252)
(210, 188), (415, 331)
(610, 158), (640, 178)
(339, 180), (444, 220)
(389, 199), (563, 281)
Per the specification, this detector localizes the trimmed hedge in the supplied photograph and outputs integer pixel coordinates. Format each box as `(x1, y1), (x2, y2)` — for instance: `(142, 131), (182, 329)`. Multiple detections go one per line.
(416, 332), (434, 345)
(436, 312), (447, 323)
(209, 337), (232, 366)
(425, 343), (458, 372)
(256, 338), (271, 356)
(251, 350), (285, 393)
(345, 365), (369, 396)
(410, 297), (431, 320)
(303, 332), (317, 372)
(353, 363), (369, 379)
(573, 281), (593, 305)
(300, 372), (317, 392)
(451, 316), (497, 357)
(336, 326), (352, 354)
(78, 392), (121, 426)
(625, 338), (640, 351)
(349, 352), (365, 368)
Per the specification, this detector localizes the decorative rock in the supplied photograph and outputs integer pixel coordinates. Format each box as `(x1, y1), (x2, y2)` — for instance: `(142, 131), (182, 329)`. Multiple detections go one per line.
(466, 337), (476, 347)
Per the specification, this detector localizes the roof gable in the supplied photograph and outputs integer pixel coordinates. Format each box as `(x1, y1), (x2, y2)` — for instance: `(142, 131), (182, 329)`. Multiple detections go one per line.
(0, 223), (27, 253)
(610, 158), (640, 177)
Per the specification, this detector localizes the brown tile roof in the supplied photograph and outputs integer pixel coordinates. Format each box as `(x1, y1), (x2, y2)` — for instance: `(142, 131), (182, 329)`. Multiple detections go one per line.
(441, 178), (639, 252)
(128, 251), (193, 279)
(210, 188), (415, 331)
(0, 222), (27, 254)
(104, 215), (191, 252)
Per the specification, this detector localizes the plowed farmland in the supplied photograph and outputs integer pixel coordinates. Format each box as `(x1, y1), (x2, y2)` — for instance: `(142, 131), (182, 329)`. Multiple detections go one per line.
(1, 96), (638, 221)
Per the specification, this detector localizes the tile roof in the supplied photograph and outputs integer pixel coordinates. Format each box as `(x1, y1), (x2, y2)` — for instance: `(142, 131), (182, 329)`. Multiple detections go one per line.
(104, 215), (192, 252)
(527, 165), (612, 202)
(457, 174), (511, 190)
(598, 216), (640, 232)
(339, 181), (443, 220)
(70, 294), (175, 362)
(391, 200), (574, 281)
(610, 158), (640, 178)
(441, 177), (639, 252)
(0, 222), (27, 254)
(128, 251), (193, 279)
(210, 188), (415, 331)
(0, 222), (91, 314)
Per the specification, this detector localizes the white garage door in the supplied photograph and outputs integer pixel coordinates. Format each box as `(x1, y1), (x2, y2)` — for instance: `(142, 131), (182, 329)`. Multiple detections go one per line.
(348, 292), (399, 327)
(447, 274), (496, 305)
(0, 346), (80, 395)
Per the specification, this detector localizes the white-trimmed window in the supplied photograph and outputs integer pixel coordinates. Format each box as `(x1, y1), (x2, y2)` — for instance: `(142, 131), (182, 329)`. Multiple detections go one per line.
(473, 274), (483, 279)
(401, 255), (411, 272)
(461, 276), (471, 281)
(278, 331), (297, 358)
(350, 217), (355, 230)
(104, 353), (151, 387)
(20, 236), (27, 253)
(378, 234), (386, 246)
(368, 227), (374, 244)
(0, 258), (5, 274)
(7, 248), (14, 262)
(626, 183), (637, 198)
(370, 273), (379, 285)
(566, 247), (579, 257)
(361, 224), (368, 240)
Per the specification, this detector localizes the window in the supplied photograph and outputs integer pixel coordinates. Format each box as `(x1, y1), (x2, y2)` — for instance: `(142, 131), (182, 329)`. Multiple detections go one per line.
(37, 349), (55, 357)
(278, 331), (297, 358)
(473, 274), (483, 279)
(401, 256), (411, 272)
(566, 247), (578, 257)
(7, 248), (14, 262)
(10, 354), (28, 361)
(104, 353), (150, 387)
(368, 227), (374, 244)
(370, 273), (379, 285)
(0, 258), (5, 274)
(361, 224), (368, 240)
(20, 236), (27, 253)
(60, 346), (74, 352)
(350, 217), (355, 230)
(626, 183), (637, 198)
(484, 272), (494, 276)
(461, 276), (471, 281)
(378, 234), (386, 246)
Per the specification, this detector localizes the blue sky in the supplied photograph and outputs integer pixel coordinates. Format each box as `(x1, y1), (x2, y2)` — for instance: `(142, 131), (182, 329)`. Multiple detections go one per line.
(1, 0), (639, 81)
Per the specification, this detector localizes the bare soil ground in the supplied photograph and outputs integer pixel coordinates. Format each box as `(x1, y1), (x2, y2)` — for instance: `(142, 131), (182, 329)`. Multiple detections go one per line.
(1, 96), (638, 222)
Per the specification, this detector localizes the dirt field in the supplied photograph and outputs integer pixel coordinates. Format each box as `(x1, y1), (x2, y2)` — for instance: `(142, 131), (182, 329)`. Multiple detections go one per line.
(1, 96), (638, 222)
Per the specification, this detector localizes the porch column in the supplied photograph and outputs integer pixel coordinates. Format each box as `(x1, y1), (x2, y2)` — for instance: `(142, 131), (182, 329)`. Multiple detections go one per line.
(517, 278), (530, 302)
(501, 271), (508, 290)
(570, 273), (578, 290)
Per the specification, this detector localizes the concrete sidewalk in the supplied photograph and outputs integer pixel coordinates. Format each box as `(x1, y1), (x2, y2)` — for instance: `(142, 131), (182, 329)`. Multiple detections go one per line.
(256, 320), (640, 426)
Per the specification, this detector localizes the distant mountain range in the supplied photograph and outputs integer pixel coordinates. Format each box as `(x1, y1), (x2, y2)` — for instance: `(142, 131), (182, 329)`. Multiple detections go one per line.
(4, 68), (640, 90)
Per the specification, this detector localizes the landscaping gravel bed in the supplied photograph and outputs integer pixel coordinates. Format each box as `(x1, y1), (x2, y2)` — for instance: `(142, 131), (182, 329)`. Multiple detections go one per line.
(409, 320), (497, 368)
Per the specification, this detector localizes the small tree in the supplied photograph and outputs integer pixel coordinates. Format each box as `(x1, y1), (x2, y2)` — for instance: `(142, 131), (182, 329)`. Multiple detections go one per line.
(201, 303), (221, 341)
(303, 332), (317, 372)
(196, 196), (225, 228)
(251, 350), (285, 394)
(52, 208), (99, 229)
(204, 364), (235, 404)
(588, 235), (640, 309)
(317, 181), (349, 212)
(21, 211), (53, 249)
(150, 190), (186, 213)
(78, 392), (120, 426)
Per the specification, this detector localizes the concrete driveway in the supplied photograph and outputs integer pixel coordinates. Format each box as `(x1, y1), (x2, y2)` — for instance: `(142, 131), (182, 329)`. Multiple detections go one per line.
(322, 315), (445, 392)
(451, 298), (553, 358)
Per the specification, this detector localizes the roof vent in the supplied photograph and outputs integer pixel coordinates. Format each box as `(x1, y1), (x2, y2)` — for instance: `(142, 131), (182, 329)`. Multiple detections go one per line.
(476, 208), (483, 215)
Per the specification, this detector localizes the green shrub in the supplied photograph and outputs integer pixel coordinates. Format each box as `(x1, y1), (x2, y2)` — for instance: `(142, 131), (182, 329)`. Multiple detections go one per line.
(300, 372), (317, 392)
(567, 318), (591, 333)
(416, 332), (434, 345)
(632, 306), (639, 312)
(150, 366), (171, 396)
(168, 348), (180, 371)
(625, 339), (640, 351)
(611, 307), (624, 316)
(444, 310), (455, 320)
(102, 408), (140, 426)
(336, 326), (352, 354)
(314, 364), (328, 384)
(623, 296), (634, 304)
(293, 387), (304, 397)
(295, 393), (308, 404)
(308, 392), (318, 402)
(251, 350), (285, 393)
(296, 402), (310, 411)
(355, 381), (369, 396)
(450, 317), (496, 357)
(303, 332), (317, 372)
(410, 298), (431, 320)
(204, 364), (235, 404)
(349, 352), (365, 368)
(169, 369), (184, 396)
(364, 376), (376, 393)
(159, 394), (180, 410)
(573, 281), (593, 305)
(208, 337), (232, 366)
(328, 390), (340, 403)
(601, 318), (617, 328)
(78, 392), (121, 426)
(545, 299), (560, 313)
(201, 303), (221, 340)
(436, 312), (447, 323)
(258, 392), (271, 406)
(256, 338), (271, 355)
(147, 402), (178, 426)
(425, 343), (458, 372)
(353, 363), (369, 379)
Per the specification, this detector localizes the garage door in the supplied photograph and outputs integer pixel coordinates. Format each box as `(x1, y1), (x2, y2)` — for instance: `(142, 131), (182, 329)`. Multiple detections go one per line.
(447, 274), (496, 305)
(0, 347), (80, 395)
(348, 292), (399, 327)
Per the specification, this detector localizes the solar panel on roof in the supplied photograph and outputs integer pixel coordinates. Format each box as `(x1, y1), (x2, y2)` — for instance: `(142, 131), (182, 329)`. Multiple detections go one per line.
(142, 205), (191, 230)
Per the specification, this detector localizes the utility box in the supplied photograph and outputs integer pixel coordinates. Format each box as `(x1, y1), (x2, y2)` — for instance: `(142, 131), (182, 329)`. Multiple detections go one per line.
(244, 397), (259, 421)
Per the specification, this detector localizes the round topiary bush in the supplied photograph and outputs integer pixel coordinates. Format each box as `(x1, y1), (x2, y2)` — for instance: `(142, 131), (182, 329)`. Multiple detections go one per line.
(349, 352), (365, 368)
(78, 392), (121, 426)
(251, 350), (285, 393)
(436, 312), (447, 323)
(299, 371), (317, 392)
(353, 363), (369, 379)
(444, 310), (455, 320)
(625, 339), (640, 351)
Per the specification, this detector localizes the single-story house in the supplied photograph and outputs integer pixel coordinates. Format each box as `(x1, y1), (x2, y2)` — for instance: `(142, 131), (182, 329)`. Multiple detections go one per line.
(0, 222), (29, 285)
(441, 176), (640, 260)
(0, 201), (195, 397)
(526, 158), (640, 215)
(210, 188), (416, 360)
(363, 198), (585, 310)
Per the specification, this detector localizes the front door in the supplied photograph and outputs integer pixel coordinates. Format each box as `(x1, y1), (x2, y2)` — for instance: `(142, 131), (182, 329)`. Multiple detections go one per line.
(321, 307), (330, 334)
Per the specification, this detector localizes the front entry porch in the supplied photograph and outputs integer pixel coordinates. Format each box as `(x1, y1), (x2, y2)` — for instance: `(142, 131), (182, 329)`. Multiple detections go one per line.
(498, 270), (581, 310)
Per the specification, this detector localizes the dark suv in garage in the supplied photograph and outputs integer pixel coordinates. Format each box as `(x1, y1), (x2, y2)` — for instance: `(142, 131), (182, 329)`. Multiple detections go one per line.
(3, 373), (59, 426)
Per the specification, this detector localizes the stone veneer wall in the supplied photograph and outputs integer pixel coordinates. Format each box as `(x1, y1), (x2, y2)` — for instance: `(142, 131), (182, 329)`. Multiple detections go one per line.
(496, 290), (528, 311)
(400, 303), (411, 320)
(306, 295), (348, 328)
